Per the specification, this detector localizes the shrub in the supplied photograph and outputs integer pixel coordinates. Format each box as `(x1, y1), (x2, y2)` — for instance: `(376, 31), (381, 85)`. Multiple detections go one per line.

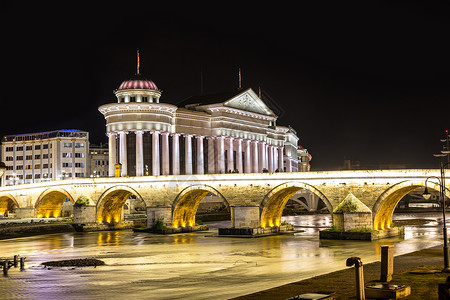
(153, 218), (166, 230)
(334, 198), (358, 213)
(74, 196), (90, 208)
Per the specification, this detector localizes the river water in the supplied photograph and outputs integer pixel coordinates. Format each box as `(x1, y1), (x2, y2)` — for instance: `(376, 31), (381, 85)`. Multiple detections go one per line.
(0, 212), (445, 299)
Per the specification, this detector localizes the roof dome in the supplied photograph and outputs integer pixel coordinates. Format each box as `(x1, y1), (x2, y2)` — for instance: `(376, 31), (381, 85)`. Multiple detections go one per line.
(118, 74), (158, 91)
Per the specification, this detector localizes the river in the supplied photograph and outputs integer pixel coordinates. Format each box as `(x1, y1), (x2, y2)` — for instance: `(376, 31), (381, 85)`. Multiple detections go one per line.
(0, 212), (445, 299)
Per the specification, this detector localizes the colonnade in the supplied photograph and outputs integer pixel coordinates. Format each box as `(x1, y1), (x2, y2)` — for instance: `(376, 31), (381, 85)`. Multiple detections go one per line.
(108, 131), (284, 176)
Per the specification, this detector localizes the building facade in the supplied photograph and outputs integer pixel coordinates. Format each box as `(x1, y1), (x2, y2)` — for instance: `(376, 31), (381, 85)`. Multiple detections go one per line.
(88, 143), (109, 178)
(1, 130), (89, 186)
(99, 72), (309, 177)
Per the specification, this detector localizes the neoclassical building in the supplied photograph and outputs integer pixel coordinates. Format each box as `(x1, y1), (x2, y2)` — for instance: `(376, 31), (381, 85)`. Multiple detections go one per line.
(99, 72), (307, 177)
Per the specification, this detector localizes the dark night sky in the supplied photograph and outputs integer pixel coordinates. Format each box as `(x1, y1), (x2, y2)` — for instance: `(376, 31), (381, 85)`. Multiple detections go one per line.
(1, 2), (449, 170)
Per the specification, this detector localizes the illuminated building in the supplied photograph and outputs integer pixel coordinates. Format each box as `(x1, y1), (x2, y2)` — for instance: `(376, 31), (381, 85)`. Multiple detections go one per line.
(99, 66), (309, 176)
(1, 130), (89, 185)
(88, 143), (109, 177)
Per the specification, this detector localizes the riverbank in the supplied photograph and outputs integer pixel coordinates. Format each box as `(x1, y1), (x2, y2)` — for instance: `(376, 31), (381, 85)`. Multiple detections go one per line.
(0, 219), (75, 240)
(234, 245), (447, 299)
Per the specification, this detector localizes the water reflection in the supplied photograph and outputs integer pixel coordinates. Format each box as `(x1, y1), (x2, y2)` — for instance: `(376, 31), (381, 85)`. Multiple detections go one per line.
(0, 212), (446, 300)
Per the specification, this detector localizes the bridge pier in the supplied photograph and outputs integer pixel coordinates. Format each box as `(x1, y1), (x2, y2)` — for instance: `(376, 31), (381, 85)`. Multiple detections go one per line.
(230, 206), (260, 228)
(73, 205), (96, 224)
(147, 206), (172, 228)
(15, 208), (35, 219)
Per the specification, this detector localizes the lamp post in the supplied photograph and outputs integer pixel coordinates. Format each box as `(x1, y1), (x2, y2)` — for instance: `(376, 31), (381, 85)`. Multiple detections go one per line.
(423, 161), (449, 272)
(0, 162), (6, 187)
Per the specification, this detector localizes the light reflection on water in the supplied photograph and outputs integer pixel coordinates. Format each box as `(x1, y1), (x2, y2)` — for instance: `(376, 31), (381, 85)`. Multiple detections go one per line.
(0, 212), (446, 300)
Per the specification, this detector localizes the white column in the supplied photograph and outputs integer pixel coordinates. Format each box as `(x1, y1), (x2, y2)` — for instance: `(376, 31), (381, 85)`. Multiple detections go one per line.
(216, 136), (225, 174)
(268, 145), (274, 173)
(161, 132), (170, 175)
(226, 137), (234, 173)
(236, 138), (243, 173)
(264, 144), (269, 171)
(207, 136), (215, 174)
(259, 141), (265, 172)
(108, 132), (117, 177)
(252, 140), (259, 173)
(185, 135), (193, 175)
(119, 131), (127, 176)
(278, 146), (284, 172)
(152, 131), (160, 176)
(196, 136), (204, 174)
(135, 131), (144, 176)
(245, 139), (251, 173)
(172, 134), (180, 175)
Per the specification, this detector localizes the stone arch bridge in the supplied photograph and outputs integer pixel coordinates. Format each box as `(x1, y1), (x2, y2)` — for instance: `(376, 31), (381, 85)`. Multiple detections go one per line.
(0, 169), (448, 233)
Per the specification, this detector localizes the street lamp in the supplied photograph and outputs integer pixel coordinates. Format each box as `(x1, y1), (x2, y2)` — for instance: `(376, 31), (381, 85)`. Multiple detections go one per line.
(423, 161), (450, 272)
(0, 162), (6, 186)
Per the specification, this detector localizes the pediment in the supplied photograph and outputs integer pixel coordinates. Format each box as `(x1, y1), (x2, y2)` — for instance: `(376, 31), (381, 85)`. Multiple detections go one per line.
(223, 89), (275, 116)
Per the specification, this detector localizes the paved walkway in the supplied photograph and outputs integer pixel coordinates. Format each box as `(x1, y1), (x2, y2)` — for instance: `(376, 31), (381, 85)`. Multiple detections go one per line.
(233, 245), (445, 299)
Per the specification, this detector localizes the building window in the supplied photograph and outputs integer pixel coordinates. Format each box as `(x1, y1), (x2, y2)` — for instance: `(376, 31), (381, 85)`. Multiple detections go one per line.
(35, 154), (41, 159)
(26, 146), (32, 151)
(16, 166), (23, 170)
(6, 156), (13, 161)
(142, 97), (148, 102)
(26, 155), (32, 160)
(5, 147), (13, 152)
(75, 153), (85, 158)
(75, 173), (85, 178)
(26, 174), (32, 179)
(75, 162), (84, 168)
(74, 142), (84, 148)
(16, 156), (23, 161)
(26, 165), (32, 170)
(62, 162), (72, 167)
(35, 164), (41, 169)
(43, 144), (49, 149)
(35, 145), (41, 150)
(16, 146), (23, 151)
(63, 142), (72, 148)
(43, 154), (48, 159)
(130, 96), (136, 102)
(62, 153), (72, 158)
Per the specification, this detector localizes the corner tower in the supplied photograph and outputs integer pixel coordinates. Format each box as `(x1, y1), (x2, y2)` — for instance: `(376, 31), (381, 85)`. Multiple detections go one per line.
(99, 56), (177, 177)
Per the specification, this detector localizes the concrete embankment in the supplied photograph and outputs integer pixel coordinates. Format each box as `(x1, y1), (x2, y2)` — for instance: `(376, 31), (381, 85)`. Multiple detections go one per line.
(0, 222), (75, 240)
(234, 245), (446, 299)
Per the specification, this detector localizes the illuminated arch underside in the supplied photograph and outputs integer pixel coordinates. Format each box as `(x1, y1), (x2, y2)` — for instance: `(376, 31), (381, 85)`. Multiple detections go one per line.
(373, 181), (447, 231)
(36, 190), (73, 218)
(0, 195), (18, 215)
(260, 183), (331, 228)
(172, 186), (228, 228)
(97, 190), (133, 223)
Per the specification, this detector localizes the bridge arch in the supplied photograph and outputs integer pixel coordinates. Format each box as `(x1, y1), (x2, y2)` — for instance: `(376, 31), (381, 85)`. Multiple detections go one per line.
(0, 193), (19, 215)
(372, 180), (449, 230)
(35, 187), (74, 218)
(96, 185), (145, 223)
(260, 181), (331, 228)
(172, 185), (228, 228)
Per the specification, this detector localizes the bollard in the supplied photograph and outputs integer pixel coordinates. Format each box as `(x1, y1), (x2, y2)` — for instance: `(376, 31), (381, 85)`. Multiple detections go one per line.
(3, 260), (9, 276)
(346, 257), (365, 300)
(13, 255), (19, 268)
(20, 257), (26, 270)
(380, 245), (393, 282)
